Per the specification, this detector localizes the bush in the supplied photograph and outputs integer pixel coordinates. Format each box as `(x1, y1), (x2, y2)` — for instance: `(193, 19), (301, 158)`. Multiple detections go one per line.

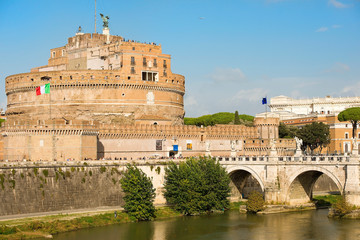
(246, 191), (265, 213)
(164, 157), (230, 215)
(120, 165), (156, 221)
(331, 196), (352, 217)
(0, 225), (17, 235)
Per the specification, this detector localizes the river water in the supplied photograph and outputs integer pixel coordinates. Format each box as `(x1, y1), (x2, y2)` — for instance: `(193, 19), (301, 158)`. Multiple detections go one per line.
(53, 209), (360, 240)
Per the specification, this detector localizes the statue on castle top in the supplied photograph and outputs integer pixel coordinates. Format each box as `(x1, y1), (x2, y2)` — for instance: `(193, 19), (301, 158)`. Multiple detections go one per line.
(100, 13), (110, 28)
(294, 136), (303, 150)
(270, 138), (276, 151)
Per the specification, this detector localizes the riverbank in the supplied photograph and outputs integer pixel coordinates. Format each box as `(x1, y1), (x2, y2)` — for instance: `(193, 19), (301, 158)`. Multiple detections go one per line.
(0, 201), (248, 240)
(0, 206), (184, 240)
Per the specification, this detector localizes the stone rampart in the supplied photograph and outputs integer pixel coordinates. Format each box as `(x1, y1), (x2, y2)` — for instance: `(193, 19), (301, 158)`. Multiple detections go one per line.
(0, 160), (169, 216)
(0, 163), (124, 216)
(5, 70), (185, 124)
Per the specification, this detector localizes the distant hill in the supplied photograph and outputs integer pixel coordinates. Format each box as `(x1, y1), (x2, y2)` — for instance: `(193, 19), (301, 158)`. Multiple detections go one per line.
(184, 112), (254, 127)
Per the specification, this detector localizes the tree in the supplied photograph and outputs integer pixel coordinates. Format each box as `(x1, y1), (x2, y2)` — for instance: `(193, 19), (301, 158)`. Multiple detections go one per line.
(279, 123), (298, 138)
(234, 111), (240, 125)
(120, 165), (156, 221)
(297, 122), (330, 154)
(164, 157), (231, 215)
(246, 191), (265, 213)
(338, 107), (360, 139)
(184, 112), (254, 127)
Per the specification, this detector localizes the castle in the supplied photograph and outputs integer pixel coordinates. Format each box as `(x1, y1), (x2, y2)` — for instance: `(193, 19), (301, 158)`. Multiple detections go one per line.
(3, 25), (293, 161)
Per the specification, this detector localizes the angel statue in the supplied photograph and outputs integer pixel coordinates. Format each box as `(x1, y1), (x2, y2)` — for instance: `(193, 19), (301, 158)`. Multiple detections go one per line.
(100, 13), (110, 28)
(294, 137), (303, 150)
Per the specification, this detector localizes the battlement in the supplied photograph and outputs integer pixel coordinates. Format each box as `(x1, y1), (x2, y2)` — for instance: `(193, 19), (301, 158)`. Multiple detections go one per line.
(98, 123), (258, 139)
(6, 70), (185, 94)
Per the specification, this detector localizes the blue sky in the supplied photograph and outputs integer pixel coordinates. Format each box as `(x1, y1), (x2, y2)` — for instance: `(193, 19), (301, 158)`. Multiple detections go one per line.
(0, 0), (359, 117)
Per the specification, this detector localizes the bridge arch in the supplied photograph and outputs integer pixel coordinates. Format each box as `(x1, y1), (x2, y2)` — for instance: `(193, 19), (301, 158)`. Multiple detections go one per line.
(226, 165), (265, 200)
(286, 166), (343, 205)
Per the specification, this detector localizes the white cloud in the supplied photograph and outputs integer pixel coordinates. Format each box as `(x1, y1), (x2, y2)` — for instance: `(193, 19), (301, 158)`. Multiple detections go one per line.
(316, 27), (328, 32)
(209, 67), (246, 82)
(328, 0), (351, 8)
(341, 82), (360, 95)
(232, 88), (268, 102)
(184, 95), (198, 106)
(332, 24), (342, 28)
(326, 62), (350, 73)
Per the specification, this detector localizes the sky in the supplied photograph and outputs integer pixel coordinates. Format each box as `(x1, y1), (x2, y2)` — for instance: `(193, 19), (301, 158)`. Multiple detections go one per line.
(0, 0), (359, 117)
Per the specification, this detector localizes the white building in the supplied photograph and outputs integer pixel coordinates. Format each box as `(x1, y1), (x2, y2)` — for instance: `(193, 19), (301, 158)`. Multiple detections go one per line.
(267, 95), (360, 120)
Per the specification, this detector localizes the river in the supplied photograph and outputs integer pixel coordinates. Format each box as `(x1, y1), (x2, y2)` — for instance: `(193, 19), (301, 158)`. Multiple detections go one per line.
(52, 209), (360, 240)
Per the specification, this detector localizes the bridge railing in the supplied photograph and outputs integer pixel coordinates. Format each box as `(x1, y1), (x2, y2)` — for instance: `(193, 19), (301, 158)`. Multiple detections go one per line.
(278, 156), (350, 163)
(216, 156), (269, 162)
(216, 155), (350, 163)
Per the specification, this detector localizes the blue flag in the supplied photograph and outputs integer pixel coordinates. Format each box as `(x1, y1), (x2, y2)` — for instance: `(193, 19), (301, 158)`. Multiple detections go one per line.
(262, 97), (267, 105)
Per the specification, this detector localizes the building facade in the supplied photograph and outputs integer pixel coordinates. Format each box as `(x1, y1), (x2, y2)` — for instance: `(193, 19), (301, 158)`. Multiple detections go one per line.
(3, 27), (292, 161)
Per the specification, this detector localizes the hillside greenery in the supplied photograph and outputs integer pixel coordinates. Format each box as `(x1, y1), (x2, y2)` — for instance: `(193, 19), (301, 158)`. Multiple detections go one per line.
(184, 112), (254, 127)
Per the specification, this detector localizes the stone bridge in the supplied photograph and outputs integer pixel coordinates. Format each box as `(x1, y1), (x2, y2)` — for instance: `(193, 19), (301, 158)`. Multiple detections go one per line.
(216, 155), (360, 206)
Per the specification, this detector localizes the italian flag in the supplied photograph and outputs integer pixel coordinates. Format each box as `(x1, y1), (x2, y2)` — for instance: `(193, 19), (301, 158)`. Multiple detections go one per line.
(36, 83), (50, 95)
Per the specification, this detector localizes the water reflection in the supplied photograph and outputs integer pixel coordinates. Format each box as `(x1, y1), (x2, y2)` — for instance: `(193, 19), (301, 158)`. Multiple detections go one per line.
(53, 210), (360, 240)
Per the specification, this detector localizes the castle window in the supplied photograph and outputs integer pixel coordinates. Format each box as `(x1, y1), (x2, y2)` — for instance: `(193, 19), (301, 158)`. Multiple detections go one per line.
(52, 52), (55, 58)
(154, 59), (157, 67)
(70, 75), (72, 80)
(143, 58), (147, 67)
(59, 76), (62, 80)
(345, 133), (349, 139)
(132, 47), (135, 50)
(91, 75), (94, 79)
(121, 93), (125, 97)
(163, 70), (167, 77)
(142, 71), (158, 81)
(128, 76), (131, 80)
(163, 60), (167, 68)
(62, 49), (65, 56)
(131, 56), (135, 65)
(115, 54), (118, 59)
(115, 75), (120, 79)
(41, 76), (51, 81)
(131, 67), (135, 74)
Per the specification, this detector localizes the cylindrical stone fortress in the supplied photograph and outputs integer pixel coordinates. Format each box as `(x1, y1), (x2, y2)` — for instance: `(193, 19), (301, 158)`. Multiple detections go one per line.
(5, 32), (185, 125)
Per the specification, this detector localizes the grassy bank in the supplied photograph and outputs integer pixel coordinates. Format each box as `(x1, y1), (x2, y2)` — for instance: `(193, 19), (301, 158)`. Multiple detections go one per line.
(0, 207), (182, 240)
(313, 195), (342, 208)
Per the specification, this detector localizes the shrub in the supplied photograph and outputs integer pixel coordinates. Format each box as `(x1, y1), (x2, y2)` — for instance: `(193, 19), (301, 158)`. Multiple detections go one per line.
(100, 166), (106, 173)
(164, 157), (230, 215)
(42, 169), (49, 177)
(0, 225), (17, 235)
(120, 165), (156, 221)
(331, 196), (352, 217)
(246, 191), (265, 213)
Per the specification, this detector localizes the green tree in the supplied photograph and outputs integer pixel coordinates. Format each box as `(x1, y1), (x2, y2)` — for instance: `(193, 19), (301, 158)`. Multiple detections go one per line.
(184, 112), (254, 127)
(279, 123), (298, 138)
(338, 107), (360, 139)
(246, 191), (265, 213)
(234, 111), (240, 125)
(164, 157), (230, 215)
(120, 165), (156, 221)
(297, 122), (330, 153)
